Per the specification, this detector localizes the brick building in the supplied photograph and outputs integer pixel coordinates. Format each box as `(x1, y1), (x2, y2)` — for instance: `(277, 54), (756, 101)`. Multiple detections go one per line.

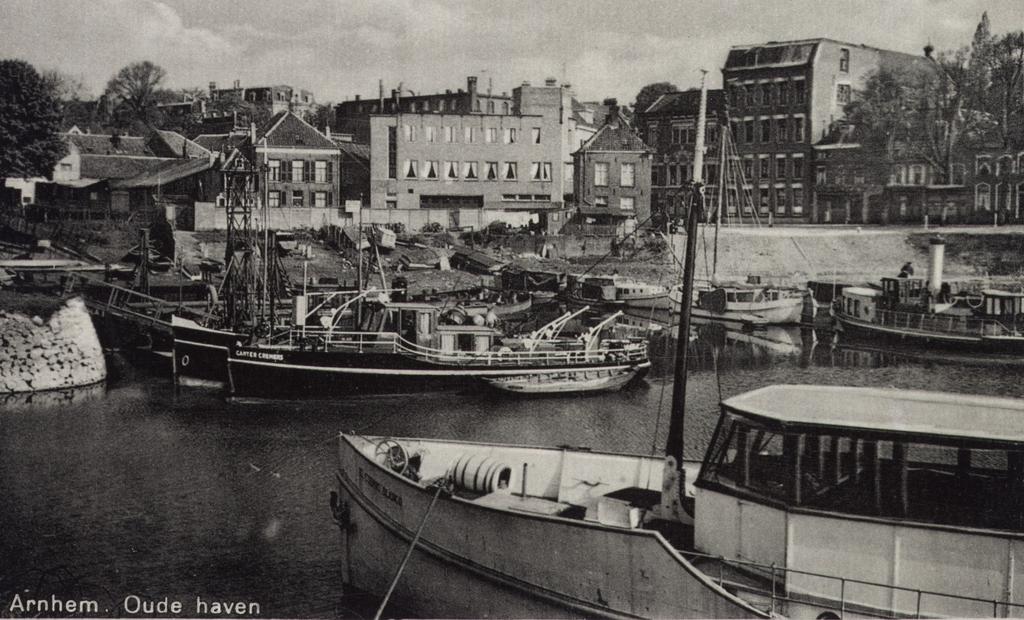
(209, 81), (316, 119)
(225, 111), (342, 211)
(636, 89), (725, 225)
(723, 38), (925, 222)
(572, 105), (653, 234)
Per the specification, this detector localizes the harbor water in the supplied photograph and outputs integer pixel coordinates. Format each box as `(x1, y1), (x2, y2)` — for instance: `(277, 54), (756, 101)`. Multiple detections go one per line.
(2, 324), (1024, 617)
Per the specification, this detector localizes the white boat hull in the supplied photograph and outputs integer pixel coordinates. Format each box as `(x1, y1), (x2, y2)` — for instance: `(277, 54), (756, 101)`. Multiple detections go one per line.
(335, 435), (766, 619)
(481, 364), (647, 395)
(669, 290), (805, 325)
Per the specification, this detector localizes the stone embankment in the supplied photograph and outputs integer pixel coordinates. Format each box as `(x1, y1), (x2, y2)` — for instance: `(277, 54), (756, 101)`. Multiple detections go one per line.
(0, 297), (106, 393)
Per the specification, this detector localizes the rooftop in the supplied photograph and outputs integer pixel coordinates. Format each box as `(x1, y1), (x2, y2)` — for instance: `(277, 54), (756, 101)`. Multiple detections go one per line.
(576, 112), (652, 153)
(643, 89), (726, 116)
(722, 384), (1024, 444)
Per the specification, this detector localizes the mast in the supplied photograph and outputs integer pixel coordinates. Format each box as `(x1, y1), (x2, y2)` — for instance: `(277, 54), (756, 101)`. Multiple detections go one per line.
(713, 121), (726, 282)
(664, 72), (707, 474)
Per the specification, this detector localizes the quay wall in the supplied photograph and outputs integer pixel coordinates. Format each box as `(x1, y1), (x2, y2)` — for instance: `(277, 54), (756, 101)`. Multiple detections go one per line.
(0, 297), (106, 393)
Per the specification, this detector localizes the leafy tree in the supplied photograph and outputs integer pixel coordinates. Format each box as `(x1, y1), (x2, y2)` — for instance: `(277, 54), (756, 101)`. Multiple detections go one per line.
(104, 61), (167, 127)
(309, 103), (335, 134)
(969, 14), (1024, 145)
(0, 59), (67, 178)
(632, 82), (678, 115)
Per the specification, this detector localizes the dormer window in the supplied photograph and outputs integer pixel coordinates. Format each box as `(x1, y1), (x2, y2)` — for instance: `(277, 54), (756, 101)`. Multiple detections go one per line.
(976, 155), (992, 176)
(839, 48), (850, 72)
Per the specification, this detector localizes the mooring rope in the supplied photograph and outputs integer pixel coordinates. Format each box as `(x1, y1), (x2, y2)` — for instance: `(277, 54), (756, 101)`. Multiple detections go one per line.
(374, 482), (445, 620)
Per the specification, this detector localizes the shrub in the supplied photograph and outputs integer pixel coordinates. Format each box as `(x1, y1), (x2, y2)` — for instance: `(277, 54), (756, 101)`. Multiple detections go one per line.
(421, 222), (444, 233)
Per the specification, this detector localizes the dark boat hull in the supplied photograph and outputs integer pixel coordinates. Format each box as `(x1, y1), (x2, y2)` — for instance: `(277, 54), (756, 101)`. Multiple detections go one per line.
(171, 317), (246, 386)
(226, 346), (647, 398)
(834, 313), (1024, 354)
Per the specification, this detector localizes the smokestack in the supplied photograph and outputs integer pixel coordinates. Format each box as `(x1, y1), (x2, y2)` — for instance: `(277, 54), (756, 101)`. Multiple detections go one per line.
(379, 79), (384, 110)
(397, 81), (403, 108)
(250, 122), (256, 143)
(928, 236), (945, 296)
(488, 77), (492, 96)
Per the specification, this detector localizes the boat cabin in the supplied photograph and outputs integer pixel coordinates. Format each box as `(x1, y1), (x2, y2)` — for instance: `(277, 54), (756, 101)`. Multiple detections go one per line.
(836, 286), (881, 322)
(694, 385), (1024, 618)
(879, 276), (926, 309)
(979, 289), (1024, 323)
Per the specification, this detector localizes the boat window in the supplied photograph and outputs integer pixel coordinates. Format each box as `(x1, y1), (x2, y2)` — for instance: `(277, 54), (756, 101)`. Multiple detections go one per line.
(456, 333), (474, 351)
(699, 411), (1024, 532)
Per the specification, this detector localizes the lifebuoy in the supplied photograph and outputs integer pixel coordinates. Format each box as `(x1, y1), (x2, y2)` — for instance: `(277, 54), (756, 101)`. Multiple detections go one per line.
(180, 354), (190, 367)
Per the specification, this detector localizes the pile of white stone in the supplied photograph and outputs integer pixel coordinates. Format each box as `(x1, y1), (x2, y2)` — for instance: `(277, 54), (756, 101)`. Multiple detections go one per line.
(0, 297), (106, 393)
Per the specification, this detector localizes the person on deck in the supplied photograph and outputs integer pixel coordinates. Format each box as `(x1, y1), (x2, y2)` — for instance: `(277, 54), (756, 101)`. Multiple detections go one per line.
(899, 262), (915, 278)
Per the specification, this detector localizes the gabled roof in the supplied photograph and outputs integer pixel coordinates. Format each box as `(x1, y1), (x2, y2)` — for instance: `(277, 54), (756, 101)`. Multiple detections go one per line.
(79, 155), (176, 180)
(337, 141), (370, 162)
(258, 111), (336, 149)
(576, 113), (652, 153)
(193, 133), (248, 154)
(110, 157), (215, 189)
(65, 133), (155, 157)
(643, 89), (725, 116)
(149, 130), (210, 159)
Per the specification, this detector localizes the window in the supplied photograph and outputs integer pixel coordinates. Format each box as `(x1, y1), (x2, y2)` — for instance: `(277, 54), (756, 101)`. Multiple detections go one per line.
(504, 128), (517, 144)
(503, 162), (517, 180)
(732, 84), (746, 107)
(816, 165), (827, 185)
(503, 102), (510, 114)
(778, 82), (789, 105)
(485, 162), (499, 181)
(463, 161), (479, 180)
(761, 83), (773, 106)
(291, 190), (304, 207)
(899, 195), (909, 217)
(486, 128), (497, 143)
(387, 127), (397, 179)
(775, 186), (787, 214)
(759, 157), (770, 180)
(464, 126), (476, 143)
(487, 100), (495, 113)
(794, 81), (806, 105)
(444, 161), (459, 180)
(268, 160), (280, 181)
(531, 162), (552, 181)
(744, 120), (755, 144)
(403, 124), (415, 142)
(758, 186), (770, 213)
(792, 187), (804, 215)
(594, 162), (609, 186)
(425, 126), (436, 142)
(621, 163), (636, 187)
(595, 197), (608, 208)
(792, 117), (804, 143)
(668, 165), (678, 186)
(620, 196), (635, 211)
(910, 164), (925, 185)
(775, 155), (787, 179)
(774, 118), (786, 143)
(424, 161), (439, 180)
(292, 160), (305, 183)
(760, 119), (771, 143)
(753, 84), (763, 105)
(404, 160), (418, 179)
(976, 183), (991, 211)
(792, 156), (804, 178)
(743, 157), (754, 180)
(976, 156), (992, 176)
(314, 191), (328, 207)
(652, 165), (663, 186)
(839, 48), (850, 72)
(444, 126), (455, 143)
(647, 125), (658, 144)
(268, 190), (280, 207)
(314, 161), (328, 183)
(438, 99), (446, 112)
(532, 127), (541, 144)
(836, 84), (852, 105)
(473, 99), (481, 112)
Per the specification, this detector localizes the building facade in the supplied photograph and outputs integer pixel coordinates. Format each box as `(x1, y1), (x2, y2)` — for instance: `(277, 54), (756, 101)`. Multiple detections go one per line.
(572, 106), (653, 234)
(723, 38), (924, 223)
(336, 77), (515, 143)
(636, 89), (725, 225)
(364, 79), (590, 230)
(209, 81), (316, 119)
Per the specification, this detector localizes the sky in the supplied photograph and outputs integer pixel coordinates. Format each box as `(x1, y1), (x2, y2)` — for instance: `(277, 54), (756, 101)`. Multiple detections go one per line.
(0, 0), (1021, 107)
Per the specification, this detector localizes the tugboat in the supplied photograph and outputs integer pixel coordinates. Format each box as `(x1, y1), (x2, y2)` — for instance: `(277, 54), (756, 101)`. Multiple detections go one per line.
(833, 237), (1024, 353)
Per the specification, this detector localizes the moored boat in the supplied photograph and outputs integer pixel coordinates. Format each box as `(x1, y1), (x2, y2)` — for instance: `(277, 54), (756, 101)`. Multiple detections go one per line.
(566, 274), (671, 309)
(171, 315), (248, 386)
(480, 365), (644, 395)
(670, 281), (806, 324)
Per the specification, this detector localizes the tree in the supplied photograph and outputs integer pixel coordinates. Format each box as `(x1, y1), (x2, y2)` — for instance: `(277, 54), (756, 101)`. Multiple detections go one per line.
(0, 59), (67, 179)
(632, 82), (678, 115)
(104, 61), (167, 127)
(309, 103), (335, 133)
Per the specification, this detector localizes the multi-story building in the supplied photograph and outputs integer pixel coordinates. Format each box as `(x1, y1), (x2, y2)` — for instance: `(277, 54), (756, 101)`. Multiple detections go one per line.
(364, 78), (591, 230)
(336, 77), (515, 143)
(723, 38), (924, 222)
(208, 81), (316, 120)
(572, 104), (653, 234)
(636, 89), (725, 225)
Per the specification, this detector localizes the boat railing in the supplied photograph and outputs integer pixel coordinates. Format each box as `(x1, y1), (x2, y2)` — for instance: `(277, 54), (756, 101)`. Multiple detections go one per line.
(283, 327), (648, 366)
(392, 337), (648, 367)
(679, 549), (1024, 618)
(872, 309), (1015, 338)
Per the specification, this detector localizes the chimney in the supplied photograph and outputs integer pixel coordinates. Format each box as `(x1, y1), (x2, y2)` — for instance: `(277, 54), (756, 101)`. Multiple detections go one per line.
(355, 94), (360, 101)
(397, 81), (403, 108)
(487, 77), (492, 96)
(325, 125), (331, 139)
(234, 79), (241, 89)
(467, 76), (478, 94)
(603, 98), (619, 124)
(379, 79), (385, 110)
(250, 122), (256, 143)
(545, 77), (557, 87)
(208, 81), (217, 94)
(445, 89), (452, 95)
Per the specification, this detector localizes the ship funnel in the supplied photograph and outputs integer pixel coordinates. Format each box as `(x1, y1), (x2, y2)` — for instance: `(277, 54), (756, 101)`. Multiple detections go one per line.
(928, 236), (945, 295)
